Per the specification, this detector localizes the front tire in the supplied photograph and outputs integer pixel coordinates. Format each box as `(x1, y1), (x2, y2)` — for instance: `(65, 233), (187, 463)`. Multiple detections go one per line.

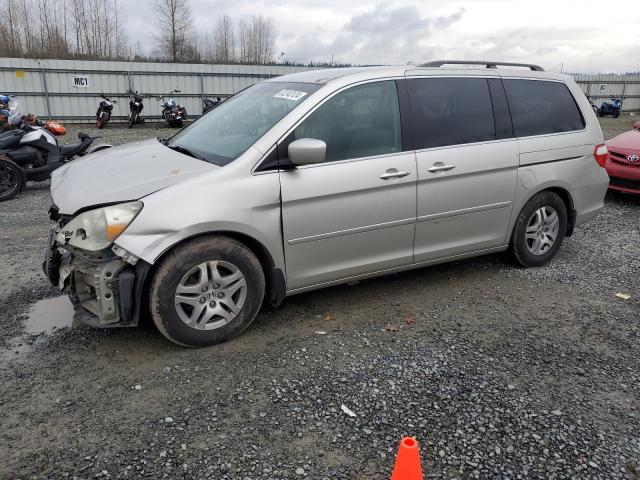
(508, 191), (567, 267)
(149, 236), (265, 347)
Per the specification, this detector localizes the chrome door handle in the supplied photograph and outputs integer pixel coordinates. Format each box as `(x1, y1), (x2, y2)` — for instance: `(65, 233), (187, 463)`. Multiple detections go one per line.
(380, 169), (410, 180)
(427, 163), (456, 173)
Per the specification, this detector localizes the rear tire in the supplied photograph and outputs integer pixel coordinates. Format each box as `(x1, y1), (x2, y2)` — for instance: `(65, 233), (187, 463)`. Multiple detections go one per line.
(0, 159), (24, 202)
(508, 191), (567, 267)
(149, 236), (265, 347)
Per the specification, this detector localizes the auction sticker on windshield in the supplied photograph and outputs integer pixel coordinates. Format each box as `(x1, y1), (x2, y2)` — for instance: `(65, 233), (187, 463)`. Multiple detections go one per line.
(274, 90), (308, 101)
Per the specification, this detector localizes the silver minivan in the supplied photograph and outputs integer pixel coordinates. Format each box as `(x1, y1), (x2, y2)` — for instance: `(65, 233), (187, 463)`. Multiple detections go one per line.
(45, 61), (610, 346)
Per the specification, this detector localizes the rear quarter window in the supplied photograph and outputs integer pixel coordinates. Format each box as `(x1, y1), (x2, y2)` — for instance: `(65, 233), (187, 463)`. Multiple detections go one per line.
(503, 79), (585, 137)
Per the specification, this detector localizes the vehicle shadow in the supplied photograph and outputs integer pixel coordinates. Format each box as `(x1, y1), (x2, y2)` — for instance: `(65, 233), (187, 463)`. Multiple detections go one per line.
(605, 189), (640, 206)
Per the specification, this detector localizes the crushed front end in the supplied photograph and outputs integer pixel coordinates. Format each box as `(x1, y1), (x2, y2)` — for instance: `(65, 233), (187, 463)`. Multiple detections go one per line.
(43, 203), (150, 328)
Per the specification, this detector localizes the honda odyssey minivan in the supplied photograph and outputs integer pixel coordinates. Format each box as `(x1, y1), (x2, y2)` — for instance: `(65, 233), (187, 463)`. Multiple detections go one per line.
(45, 61), (610, 347)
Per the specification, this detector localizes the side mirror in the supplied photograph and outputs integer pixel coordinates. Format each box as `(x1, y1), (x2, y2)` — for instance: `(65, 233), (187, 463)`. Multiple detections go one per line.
(633, 121), (640, 131)
(288, 138), (326, 165)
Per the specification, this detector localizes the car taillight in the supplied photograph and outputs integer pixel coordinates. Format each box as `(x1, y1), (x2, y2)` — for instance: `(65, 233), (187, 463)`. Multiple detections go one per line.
(594, 144), (608, 168)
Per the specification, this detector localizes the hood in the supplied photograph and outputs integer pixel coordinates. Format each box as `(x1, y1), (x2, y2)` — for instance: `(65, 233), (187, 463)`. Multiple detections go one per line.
(51, 138), (217, 214)
(606, 130), (640, 151)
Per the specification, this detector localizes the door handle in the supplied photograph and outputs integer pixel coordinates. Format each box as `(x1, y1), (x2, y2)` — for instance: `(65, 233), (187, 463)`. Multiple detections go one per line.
(380, 169), (411, 180)
(427, 162), (456, 173)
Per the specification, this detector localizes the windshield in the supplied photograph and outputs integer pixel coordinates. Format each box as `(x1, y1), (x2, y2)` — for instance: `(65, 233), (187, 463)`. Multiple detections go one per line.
(167, 82), (321, 166)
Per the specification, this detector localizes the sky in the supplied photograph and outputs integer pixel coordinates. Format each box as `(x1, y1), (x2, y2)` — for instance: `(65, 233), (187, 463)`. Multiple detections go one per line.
(125, 0), (640, 73)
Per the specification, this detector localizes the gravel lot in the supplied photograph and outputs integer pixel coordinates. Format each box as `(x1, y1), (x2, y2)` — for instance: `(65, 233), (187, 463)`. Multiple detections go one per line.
(0, 117), (639, 479)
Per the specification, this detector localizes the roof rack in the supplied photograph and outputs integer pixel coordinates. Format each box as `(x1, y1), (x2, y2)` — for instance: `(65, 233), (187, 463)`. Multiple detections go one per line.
(419, 60), (544, 72)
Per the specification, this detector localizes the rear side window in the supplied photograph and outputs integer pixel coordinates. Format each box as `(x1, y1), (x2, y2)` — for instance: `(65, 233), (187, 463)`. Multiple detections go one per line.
(503, 79), (585, 137)
(410, 77), (496, 149)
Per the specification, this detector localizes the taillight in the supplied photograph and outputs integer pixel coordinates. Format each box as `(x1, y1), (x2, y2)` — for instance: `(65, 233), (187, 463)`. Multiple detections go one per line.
(594, 144), (608, 168)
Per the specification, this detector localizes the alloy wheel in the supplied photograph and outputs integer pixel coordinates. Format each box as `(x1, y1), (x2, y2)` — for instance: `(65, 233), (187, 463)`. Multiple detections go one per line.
(174, 260), (247, 330)
(525, 206), (559, 255)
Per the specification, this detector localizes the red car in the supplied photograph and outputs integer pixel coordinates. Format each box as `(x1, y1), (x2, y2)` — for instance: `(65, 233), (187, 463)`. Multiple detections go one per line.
(605, 121), (640, 194)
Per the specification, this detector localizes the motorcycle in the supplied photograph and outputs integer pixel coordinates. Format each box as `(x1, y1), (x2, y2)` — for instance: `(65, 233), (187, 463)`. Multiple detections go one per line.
(0, 103), (102, 201)
(96, 94), (118, 129)
(127, 89), (150, 129)
(587, 97), (599, 116)
(597, 98), (622, 118)
(159, 89), (187, 127)
(203, 96), (222, 114)
(0, 94), (17, 130)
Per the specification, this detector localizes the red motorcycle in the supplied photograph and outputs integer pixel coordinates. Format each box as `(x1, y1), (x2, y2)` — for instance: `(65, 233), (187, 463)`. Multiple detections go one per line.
(159, 89), (187, 128)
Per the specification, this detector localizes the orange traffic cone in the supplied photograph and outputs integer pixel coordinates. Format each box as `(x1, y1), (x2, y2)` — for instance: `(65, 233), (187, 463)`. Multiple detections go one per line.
(391, 437), (423, 480)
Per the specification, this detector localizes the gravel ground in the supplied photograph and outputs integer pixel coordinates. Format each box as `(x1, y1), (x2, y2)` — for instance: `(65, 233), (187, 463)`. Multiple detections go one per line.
(0, 118), (639, 479)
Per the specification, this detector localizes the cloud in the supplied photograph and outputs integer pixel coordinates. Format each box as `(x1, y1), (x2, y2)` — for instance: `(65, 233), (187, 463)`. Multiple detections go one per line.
(431, 25), (640, 73)
(284, 4), (466, 64)
(123, 0), (639, 73)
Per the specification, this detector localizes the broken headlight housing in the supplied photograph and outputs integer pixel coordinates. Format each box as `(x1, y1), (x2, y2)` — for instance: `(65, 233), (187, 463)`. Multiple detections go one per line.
(55, 201), (143, 251)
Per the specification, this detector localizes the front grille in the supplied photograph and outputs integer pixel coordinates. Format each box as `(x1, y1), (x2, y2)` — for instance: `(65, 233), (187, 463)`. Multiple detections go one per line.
(610, 157), (640, 168)
(609, 149), (640, 167)
(610, 176), (640, 191)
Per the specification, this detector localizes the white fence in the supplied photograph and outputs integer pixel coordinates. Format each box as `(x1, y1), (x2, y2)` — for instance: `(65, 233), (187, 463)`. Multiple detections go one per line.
(0, 58), (314, 122)
(2, 58), (639, 121)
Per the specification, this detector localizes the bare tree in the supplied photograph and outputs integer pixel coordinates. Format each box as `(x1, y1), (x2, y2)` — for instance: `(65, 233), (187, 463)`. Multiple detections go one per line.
(0, 0), (24, 57)
(0, 0), (128, 60)
(69, 0), (127, 59)
(35, 0), (70, 58)
(238, 15), (275, 64)
(0, 1), (278, 65)
(238, 18), (251, 64)
(151, 0), (196, 62)
(210, 15), (235, 63)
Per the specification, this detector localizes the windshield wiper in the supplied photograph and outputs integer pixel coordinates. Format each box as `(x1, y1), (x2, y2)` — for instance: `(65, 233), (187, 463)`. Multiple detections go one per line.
(166, 144), (205, 160)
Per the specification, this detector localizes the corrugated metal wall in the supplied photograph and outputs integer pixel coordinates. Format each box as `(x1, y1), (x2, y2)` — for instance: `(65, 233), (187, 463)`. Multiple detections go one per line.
(2, 58), (639, 121)
(0, 58), (315, 122)
(573, 73), (640, 111)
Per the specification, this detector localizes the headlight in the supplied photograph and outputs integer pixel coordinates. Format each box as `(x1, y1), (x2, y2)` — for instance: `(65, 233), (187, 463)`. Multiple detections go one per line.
(56, 201), (143, 251)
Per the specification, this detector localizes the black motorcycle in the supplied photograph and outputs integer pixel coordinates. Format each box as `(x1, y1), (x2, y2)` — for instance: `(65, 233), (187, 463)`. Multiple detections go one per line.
(0, 120), (100, 201)
(159, 89), (188, 128)
(203, 96), (222, 114)
(96, 94), (118, 129)
(127, 90), (150, 129)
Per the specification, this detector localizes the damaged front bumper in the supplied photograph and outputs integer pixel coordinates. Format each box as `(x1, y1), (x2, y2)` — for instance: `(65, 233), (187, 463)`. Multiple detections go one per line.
(43, 226), (151, 328)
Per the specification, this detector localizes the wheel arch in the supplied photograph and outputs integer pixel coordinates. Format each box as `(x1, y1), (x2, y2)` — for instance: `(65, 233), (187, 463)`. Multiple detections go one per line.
(143, 230), (286, 314)
(511, 185), (576, 242)
(543, 186), (576, 236)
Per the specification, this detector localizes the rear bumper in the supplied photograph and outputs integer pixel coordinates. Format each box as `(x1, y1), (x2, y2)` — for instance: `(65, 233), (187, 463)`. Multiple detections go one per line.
(571, 165), (610, 228)
(43, 232), (150, 328)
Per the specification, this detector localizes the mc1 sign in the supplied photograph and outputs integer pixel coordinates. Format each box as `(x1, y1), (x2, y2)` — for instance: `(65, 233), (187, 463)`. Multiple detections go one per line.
(71, 75), (90, 88)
